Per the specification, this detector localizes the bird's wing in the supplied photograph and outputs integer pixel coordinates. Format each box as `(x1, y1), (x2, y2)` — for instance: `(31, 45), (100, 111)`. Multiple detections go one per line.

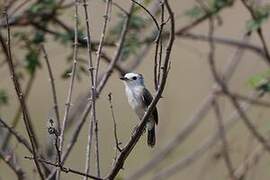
(142, 88), (158, 125)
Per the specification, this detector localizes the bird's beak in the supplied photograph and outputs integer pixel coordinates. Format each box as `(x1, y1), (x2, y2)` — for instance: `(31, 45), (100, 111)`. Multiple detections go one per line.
(120, 77), (128, 81)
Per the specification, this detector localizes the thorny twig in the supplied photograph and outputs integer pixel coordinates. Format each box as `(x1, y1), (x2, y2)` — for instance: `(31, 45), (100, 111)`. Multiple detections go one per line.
(82, 0), (100, 177)
(57, 0), (80, 179)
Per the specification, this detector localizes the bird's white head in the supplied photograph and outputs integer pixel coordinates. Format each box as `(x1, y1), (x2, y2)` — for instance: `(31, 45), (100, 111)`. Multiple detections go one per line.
(120, 72), (145, 88)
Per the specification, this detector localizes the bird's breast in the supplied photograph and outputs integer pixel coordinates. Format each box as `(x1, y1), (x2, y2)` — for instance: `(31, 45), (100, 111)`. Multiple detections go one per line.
(125, 86), (145, 119)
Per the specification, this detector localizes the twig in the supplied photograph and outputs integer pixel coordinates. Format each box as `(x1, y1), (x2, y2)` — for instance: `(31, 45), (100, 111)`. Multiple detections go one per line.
(131, 0), (160, 31)
(57, 0), (80, 179)
(48, 119), (61, 167)
(2, 9), (45, 180)
(0, 150), (25, 180)
(41, 44), (60, 132)
(217, 91), (270, 108)
(25, 156), (102, 180)
(233, 143), (265, 179)
(1, 73), (35, 150)
(108, 93), (122, 156)
(212, 98), (236, 180)
(154, 1), (164, 90)
(82, 0), (100, 177)
(0, 117), (32, 153)
(105, 1), (175, 179)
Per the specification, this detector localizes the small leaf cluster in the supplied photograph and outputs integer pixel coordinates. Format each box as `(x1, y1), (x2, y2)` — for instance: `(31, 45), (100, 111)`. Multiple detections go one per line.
(185, 0), (234, 19)
(248, 70), (270, 93)
(246, 4), (270, 32)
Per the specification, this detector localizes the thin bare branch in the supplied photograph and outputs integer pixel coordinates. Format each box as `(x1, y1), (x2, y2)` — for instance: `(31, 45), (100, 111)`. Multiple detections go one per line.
(82, 0), (100, 177)
(0, 150), (25, 180)
(2, 10), (45, 180)
(0, 118), (32, 153)
(212, 98), (236, 180)
(57, 0), (80, 178)
(41, 44), (60, 132)
(108, 92), (122, 156)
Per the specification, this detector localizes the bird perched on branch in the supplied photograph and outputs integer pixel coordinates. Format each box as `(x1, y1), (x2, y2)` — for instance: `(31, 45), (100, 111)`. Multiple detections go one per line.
(120, 72), (158, 147)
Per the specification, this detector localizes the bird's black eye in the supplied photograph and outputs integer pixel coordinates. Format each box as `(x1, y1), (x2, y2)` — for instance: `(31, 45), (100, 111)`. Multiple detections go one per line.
(132, 76), (137, 80)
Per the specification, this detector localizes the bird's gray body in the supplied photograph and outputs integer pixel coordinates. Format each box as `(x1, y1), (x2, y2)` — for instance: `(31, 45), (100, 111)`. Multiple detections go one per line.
(121, 72), (158, 147)
(125, 85), (155, 129)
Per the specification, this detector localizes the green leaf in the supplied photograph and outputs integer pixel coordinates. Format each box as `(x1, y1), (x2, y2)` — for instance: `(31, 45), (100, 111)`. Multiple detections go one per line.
(246, 4), (270, 32)
(0, 90), (8, 106)
(24, 50), (41, 75)
(33, 31), (45, 44)
(248, 70), (270, 92)
(185, 6), (205, 19)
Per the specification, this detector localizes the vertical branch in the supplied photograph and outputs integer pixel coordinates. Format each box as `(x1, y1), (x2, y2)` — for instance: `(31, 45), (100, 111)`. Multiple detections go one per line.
(212, 98), (236, 180)
(57, 0), (79, 179)
(108, 93), (122, 160)
(2, 10), (45, 180)
(82, 0), (99, 178)
(1, 73), (35, 150)
(41, 45), (60, 132)
(157, 2), (165, 88)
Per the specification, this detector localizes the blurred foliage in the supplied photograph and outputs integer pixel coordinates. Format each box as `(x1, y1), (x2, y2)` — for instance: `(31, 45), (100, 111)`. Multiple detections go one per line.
(248, 70), (270, 93)
(0, 90), (8, 107)
(246, 4), (270, 32)
(28, 0), (57, 14)
(108, 13), (146, 61)
(185, 0), (234, 19)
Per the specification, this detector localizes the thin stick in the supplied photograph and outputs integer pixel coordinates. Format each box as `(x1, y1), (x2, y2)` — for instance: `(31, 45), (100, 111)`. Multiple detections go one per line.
(0, 150), (25, 180)
(1, 73), (35, 150)
(212, 98), (236, 180)
(41, 44), (61, 132)
(108, 93), (122, 154)
(2, 10), (45, 180)
(0, 117), (32, 153)
(131, 0), (160, 31)
(57, 0), (79, 179)
(82, 0), (99, 177)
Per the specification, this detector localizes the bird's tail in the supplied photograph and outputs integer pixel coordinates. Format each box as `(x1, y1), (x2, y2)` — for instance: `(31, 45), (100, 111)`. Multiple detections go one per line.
(147, 127), (156, 147)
